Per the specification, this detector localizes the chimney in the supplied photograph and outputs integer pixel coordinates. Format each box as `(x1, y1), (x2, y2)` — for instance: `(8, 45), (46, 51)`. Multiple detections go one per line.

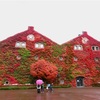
(82, 31), (87, 35)
(78, 34), (81, 36)
(28, 26), (34, 32)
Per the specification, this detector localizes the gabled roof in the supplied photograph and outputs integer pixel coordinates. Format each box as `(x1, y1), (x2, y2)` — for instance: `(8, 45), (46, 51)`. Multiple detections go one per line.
(62, 31), (100, 46)
(1, 26), (57, 46)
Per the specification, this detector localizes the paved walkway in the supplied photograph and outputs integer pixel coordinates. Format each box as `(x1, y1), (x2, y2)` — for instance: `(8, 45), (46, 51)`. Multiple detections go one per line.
(0, 87), (100, 100)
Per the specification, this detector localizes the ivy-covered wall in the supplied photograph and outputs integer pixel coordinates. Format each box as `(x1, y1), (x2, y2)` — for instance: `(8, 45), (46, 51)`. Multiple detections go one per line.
(0, 27), (100, 87)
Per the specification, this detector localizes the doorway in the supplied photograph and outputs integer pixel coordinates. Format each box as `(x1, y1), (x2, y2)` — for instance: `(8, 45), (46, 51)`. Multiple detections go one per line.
(76, 76), (84, 87)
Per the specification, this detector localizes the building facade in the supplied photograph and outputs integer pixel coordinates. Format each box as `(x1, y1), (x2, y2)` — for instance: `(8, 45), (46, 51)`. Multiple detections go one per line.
(62, 31), (100, 87)
(0, 26), (100, 87)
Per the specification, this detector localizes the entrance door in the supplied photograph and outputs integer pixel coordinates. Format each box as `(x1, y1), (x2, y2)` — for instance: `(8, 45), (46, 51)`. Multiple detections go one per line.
(76, 76), (84, 87)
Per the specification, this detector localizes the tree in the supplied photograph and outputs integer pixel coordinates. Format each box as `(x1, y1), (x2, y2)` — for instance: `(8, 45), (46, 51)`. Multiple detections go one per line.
(30, 59), (58, 83)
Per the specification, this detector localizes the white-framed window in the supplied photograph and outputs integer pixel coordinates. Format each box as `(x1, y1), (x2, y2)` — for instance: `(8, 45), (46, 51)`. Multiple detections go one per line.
(92, 46), (99, 51)
(4, 80), (9, 85)
(94, 57), (99, 62)
(73, 57), (78, 61)
(35, 42), (44, 49)
(59, 57), (63, 61)
(34, 55), (39, 60)
(82, 37), (89, 44)
(27, 34), (34, 41)
(15, 41), (26, 48)
(74, 45), (83, 50)
(16, 55), (21, 60)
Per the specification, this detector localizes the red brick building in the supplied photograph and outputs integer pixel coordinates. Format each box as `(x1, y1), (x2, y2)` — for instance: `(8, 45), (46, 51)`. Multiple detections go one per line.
(62, 31), (100, 87)
(0, 26), (100, 87)
(0, 26), (57, 85)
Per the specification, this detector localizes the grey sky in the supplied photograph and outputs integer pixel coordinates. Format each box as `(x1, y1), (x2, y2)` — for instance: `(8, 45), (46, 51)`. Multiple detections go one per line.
(0, 0), (100, 44)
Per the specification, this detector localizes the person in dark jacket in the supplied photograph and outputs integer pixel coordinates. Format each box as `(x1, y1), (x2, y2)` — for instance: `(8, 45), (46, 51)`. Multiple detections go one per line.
(36, 84), (41, 93)
(41, 83), (44, 93)
(46, 83), (53, 92)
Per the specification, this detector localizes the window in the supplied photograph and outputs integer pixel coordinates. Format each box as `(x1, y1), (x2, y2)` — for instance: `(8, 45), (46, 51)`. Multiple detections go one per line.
(34, 55), (39, 60)
(59, 57), (63, 61)
(94, 57), (99, 62)
(4, 80), (9, 85)
(15, 42), (20, 47)
(15, 41), (26, 48)
(27, 34), (34, 41)
(82, 37), (88, 44)
(92, 46), (99, 51)
(73, 57), (78, 61)
(16, 55), (21, 60)
(35, 43), (44, 49)
(74, 45), (83, 50)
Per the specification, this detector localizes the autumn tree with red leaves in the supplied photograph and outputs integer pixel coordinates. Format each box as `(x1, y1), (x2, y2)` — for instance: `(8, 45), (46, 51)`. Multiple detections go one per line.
(30, 59), (58, 83)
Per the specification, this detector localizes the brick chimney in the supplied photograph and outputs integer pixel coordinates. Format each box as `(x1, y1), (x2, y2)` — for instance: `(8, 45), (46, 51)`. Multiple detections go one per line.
(28, 26), (34, 32)
(82, 31), (87, 35)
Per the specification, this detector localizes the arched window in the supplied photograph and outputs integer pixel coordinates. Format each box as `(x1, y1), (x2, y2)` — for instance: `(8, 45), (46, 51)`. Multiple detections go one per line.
(94, 57), (99, 62)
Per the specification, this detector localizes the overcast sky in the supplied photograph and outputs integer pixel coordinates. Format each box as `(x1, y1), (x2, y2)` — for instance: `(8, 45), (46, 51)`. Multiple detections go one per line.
(0, 0), (100, 44)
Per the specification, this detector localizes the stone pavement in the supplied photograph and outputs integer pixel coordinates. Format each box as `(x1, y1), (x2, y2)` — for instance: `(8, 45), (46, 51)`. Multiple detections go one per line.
(0, 87), (100, 100)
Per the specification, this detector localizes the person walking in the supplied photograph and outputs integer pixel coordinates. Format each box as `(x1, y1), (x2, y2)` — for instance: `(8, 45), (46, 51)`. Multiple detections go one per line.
(46, 83), (53, 92)
(36, 84), (41, 93)
(41, 83), (44, 93)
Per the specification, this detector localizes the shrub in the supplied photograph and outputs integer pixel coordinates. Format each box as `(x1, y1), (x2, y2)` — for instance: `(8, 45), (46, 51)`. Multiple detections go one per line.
(92, 83), (100, 87)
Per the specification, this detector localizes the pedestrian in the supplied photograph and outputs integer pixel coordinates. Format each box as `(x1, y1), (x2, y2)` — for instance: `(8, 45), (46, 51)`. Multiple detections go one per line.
(41, 83), (44, 93)
(49, 83), (53, 92)
(46, 83), (53, 92)
(36, 84), (41, 93)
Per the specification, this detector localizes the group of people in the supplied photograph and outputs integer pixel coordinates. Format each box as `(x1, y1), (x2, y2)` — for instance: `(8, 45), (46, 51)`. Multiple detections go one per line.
(36, 82), (53, 93)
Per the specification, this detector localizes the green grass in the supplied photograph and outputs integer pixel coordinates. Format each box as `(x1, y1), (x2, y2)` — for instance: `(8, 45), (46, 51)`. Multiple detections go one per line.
(0, 85), (35, 90)
(0, 84), (71, 90)
(92, 83), (100, 87)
